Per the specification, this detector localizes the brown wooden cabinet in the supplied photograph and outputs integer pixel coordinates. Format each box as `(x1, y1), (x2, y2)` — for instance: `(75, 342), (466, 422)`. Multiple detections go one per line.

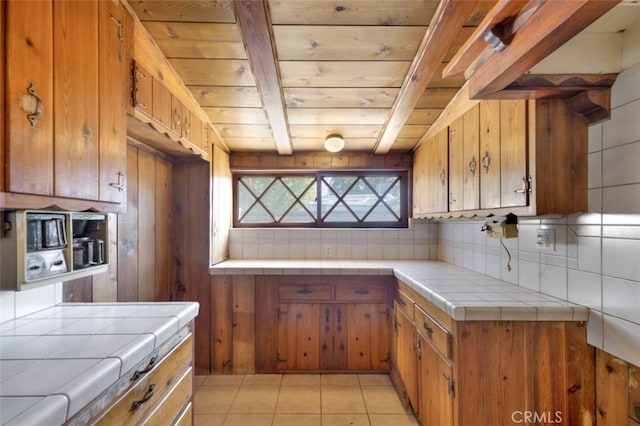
(256, 275), (392, 373)
(129, 62), (210, 160)
(394, 298), (418, 412)
(392, 280), (595, 426)
(413, 98), (588, 217)
(2, 0), (130, 211)
(67, 332), (194, 426)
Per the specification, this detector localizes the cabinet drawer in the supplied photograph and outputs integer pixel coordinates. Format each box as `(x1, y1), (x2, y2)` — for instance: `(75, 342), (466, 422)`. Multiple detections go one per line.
(395, 289), (414, 319)
(415, 306), (451, 360)
(335, 284), (388, 301)
(97, 334), (192, 425)
(145, 368), (193, 425)
(174, 403), (193, 426)
(279, 284), (332, 301)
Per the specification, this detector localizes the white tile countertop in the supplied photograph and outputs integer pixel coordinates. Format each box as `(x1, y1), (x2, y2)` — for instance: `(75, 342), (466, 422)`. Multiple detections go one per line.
(210, 260), (588, 322)
(0, 302), (199, 425)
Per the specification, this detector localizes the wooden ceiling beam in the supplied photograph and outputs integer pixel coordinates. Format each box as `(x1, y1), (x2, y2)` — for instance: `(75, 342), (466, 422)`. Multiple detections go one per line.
(234, 0), (293, 155)
(465, 0), (620, 99)
(443, 0), (530, 79)
(373, 0), (478, 154)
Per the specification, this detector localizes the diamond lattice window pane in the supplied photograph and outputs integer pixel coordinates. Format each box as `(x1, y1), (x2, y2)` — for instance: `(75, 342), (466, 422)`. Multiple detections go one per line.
(243, 204), (273, 223)
(364, 203), (397, 222)
(262, 180), (295, 221)
(281, 204), (315, 223)
(324, 202), (358, 222)
(366, 176), (397, 196)
(241, 177), (273, 197)
(238, 185), (257, 219)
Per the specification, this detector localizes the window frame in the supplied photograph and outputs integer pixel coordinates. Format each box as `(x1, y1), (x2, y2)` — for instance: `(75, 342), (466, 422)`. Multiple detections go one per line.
(232, 170), (409, 228)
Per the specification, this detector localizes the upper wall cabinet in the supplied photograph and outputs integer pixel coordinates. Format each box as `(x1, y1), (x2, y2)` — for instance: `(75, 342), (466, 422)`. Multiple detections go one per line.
(2, 0), (131, 212)
(413, 98), (588, 218)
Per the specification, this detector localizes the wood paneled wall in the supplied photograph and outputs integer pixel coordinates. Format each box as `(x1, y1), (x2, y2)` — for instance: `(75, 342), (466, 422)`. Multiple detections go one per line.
(230, 151), (412, 170)
(596, 349), (640, 425)
(117, 144), (172, 302)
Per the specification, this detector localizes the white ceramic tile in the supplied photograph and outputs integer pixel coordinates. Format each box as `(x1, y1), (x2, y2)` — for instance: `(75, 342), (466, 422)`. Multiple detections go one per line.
(540, 264), (567, 300)
(14, 285), (57, 318)
(57, 358), (121, 418)
(2, 395), (68, 426)
(0, 360), (38, 382)
(517, 224), (541, 253)
(622, 24), (640, 70)
(0, 291), (15, 322)
(602, 237), (640, 281)
(0, 396), (42, 424)
(611, 61), (640, 108)
(0, 335), (78, 360)
(586, 310), (604, 350)
(588, 122), (603, 153)
(603, 141), (640, 186)
(603, 184), (640, 214)
(603, 99), (640, 149)
(518, 260), (540, 291)
(568, 270), (602, 311)
(603, 314), (640, 367)
(588, 188), (603, 213)
(577, 236), (602, 274)
(0, 358), (102, 395)
(603, 276), (640, 323)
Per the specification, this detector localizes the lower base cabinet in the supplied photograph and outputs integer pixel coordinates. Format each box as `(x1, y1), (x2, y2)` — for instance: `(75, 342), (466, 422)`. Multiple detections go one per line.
(66, 332), (194, 426)
(393, 280), (595, 426)
(256, 275), (392, 373)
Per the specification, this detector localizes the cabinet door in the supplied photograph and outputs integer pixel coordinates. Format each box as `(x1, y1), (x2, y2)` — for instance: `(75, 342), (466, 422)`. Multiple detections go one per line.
(479, 100), (501, 209)
(418, 334), (453, 426)
(320, 304), (348, 370)
(98, 0), (131, 204)
(448, 116), (464, 211)
(171, 95), (184, 137)
(277, 303), (320, 371)
(133, 63), (152, 116)
(152, 79), (173, 129)
(347, 303), (390, 371)
(500, 100), (528, 208)
(426, 130), (449, 214)
(54, 0), (99, 200)
(395, 305), (418, 410)
(412, 143), (428, 216)
(5, 0), (54, 196)
(462, 105), (480, 210)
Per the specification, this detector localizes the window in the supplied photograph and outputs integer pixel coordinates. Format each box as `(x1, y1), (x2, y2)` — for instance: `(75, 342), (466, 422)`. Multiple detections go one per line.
(234, 171), (408, 228)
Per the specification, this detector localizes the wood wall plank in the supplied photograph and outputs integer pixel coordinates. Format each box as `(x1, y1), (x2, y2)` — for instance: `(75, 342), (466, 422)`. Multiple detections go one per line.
(284, 88), (398, 109)
(144, 22), (246, 59)
(155, 158), (172, 302)
(280, 61), (409, 88)
(211, 275), (233, 374)
(92, 213), (119, 302)
(596, 350), (630, 425)
(232, 276), (256, 374)
(255, 276), (280, 373)
(118, 146), (139, 302)
(128, 1), (235, 23)
(170, 59), (255, 86)
(565, 322), (595, 426)
(137, 149), (156, 302)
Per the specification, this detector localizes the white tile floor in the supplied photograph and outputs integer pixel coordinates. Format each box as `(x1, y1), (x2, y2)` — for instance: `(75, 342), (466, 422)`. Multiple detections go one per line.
(194, 373), (418, 426)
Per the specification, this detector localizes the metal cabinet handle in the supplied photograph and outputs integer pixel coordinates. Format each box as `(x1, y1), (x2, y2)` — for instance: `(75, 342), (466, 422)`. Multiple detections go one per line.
(132, 66), (147, 109)
(398, 298), (406, 306)
(440, 169), (446, 186)
(173, 108), (182, 127)
(354, 289), (369, 295)
(297, 288), (312, 294)
(109, 171), (126, 192)
(468, 155), (477, 176)
(24, 83), (43, 127)
(183, 116), (191, 135)
(130, 356), (157, 381)
(515, 176), (532, 194)
(481, 151), (491, 173)
(109, 14), (124, 43)
(423, 322), (434, 334)
(130, 384), (155, 411)
(449, 192), (456, 205)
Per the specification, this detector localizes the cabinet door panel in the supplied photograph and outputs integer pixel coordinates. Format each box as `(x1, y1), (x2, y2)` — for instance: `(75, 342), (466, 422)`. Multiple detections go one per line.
(425, 131), (448, 214)
(277, 303), (320, 371)
(152, 79), (173, 128)
(412, 143), (428, 216)
(448, 117), (464, 211)
(6, 0), (54, 195)
(418, 335), (453, 426)
(98, 0), (131, 204)
(500, 100), (528, 208)
(348, 304), (372, 370)
(54, 0), (99, 200)
(395, 306), (418, 409)
(462, 105), (480, 210)
(479, 100), (501, 209)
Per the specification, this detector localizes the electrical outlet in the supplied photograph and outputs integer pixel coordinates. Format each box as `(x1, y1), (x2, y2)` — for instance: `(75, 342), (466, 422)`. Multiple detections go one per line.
(323, 244), (333, 258)
(536, 229), (555, 251)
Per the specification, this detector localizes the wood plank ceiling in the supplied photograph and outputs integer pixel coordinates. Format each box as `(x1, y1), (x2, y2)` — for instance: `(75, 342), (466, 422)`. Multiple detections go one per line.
(127, 0), (632, 155)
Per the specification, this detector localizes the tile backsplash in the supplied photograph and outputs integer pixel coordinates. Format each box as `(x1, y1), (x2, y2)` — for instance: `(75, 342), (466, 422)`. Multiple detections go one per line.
(438, 62), (640, 367)
(0, 283), (63, 322)
(229, 219), (437, 261)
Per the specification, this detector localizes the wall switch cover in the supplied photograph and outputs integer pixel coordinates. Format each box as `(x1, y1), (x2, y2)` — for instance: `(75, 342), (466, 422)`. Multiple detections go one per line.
(536, 229), (555, 251)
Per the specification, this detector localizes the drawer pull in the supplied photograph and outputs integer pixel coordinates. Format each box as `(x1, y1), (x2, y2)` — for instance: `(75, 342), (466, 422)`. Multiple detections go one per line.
(130, 384), (155, 411)
(423, 322), (434, 334)
(130, 356), (157, 381)
(354, 289), (370, 295)
(297, 288), (312, 294)
(398, 298), (407, 306)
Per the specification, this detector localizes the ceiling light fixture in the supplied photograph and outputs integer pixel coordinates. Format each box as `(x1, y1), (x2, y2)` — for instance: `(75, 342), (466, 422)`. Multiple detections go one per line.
(324, 134), (345, 153)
